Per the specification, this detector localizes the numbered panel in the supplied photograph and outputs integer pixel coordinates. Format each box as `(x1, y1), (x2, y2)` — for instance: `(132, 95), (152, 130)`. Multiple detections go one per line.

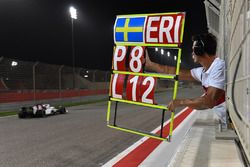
(113, 46), (127, 71)
(126, 75), (142, 102)
(141, 76), (156, 104)
(108, 12), (185, 141)
(113, 45), (146, 72)
(126, 75), (156, 104)
(128, 46), (145, 72)
(111, 74), (125, 99)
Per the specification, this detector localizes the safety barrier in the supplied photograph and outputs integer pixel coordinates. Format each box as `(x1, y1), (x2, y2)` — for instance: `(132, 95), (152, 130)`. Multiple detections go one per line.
(0, 89), (108, 103)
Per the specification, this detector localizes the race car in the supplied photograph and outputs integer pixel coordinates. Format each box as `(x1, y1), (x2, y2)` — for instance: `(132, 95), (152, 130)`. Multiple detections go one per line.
(18, 104), (68, 118)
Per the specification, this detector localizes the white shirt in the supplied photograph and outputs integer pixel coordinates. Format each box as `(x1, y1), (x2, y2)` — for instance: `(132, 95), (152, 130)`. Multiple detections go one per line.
(190, 57), (226, 124)
(190, 57), (225, 91)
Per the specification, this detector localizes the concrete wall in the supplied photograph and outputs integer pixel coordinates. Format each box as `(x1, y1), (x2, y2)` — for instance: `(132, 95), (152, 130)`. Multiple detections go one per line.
(225, 0), (250, 161)
(205, 0), (250, 162)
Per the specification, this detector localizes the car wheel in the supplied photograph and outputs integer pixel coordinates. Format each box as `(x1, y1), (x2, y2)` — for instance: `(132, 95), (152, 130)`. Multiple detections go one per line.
(36, 110), (46, 118)
(59, 107), (66, 114)
(42, 110), (46, 118)
(18, 112), (26, 118)
(18, 108), (27, 118)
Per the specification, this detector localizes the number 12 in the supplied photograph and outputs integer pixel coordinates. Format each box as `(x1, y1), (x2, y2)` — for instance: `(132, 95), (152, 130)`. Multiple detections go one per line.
(126, 75), (156, 104)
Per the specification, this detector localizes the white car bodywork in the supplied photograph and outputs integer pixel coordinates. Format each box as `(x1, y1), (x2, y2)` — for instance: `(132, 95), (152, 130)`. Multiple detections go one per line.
(32, 104), (58, 115)
(18, 104), (68, 118)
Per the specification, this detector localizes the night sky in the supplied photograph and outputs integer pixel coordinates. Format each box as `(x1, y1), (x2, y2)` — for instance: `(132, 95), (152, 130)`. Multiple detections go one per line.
(0, 0), (207, 70)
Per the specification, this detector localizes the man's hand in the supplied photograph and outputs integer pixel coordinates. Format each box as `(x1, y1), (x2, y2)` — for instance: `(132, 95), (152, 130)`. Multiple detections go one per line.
(167, 99), (182, 111)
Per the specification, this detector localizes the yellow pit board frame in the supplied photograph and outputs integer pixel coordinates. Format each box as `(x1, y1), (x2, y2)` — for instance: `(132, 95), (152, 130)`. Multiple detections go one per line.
(106, 12), (186, 141)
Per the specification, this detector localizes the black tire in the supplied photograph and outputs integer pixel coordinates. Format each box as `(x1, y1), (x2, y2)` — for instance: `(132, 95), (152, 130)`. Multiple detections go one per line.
(42, 110), (46, 117)
(18, 112), (26, 118)
(59, 107), (66, 114)
(18, 107), (27, 118)
(36, 110), (46, 118)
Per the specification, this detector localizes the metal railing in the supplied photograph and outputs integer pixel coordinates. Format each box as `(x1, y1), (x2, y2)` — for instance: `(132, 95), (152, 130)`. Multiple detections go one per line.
(0, 57), (198, 112)
(0, 57), (111, 104)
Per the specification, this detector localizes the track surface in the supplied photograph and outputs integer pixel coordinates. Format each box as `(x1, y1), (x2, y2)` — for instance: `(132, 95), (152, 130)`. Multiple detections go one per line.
(0, 87), (202, 167)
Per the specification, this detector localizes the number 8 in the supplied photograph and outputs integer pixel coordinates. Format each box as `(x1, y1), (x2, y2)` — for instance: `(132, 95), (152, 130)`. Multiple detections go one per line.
(129, 46), (144, 72)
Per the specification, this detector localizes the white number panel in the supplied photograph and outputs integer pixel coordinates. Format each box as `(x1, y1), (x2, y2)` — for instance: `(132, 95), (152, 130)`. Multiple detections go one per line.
(113, 46), (127, 71)
(141, 76), (156, 104)
(126, 75), (142, 102)
(126, 75), (156, 104)
(111, 74), (125, 99)
(129, 46), (145, 72)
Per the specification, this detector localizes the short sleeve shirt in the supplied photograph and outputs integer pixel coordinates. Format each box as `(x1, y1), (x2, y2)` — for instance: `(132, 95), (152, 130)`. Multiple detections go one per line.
(190, 57), (226, 123)
(190, 57), (225, 91)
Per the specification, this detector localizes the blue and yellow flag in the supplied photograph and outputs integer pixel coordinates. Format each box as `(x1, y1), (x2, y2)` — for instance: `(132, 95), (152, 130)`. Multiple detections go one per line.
(114, 17), (145, 43)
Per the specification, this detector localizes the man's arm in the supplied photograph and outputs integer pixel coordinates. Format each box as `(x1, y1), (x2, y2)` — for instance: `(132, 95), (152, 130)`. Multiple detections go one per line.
(145, 51), (195, 81)
(168, 86), (225, 110)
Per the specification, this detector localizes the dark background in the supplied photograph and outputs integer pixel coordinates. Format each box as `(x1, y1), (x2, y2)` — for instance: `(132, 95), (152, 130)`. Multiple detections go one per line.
(0, 0), (207, 70)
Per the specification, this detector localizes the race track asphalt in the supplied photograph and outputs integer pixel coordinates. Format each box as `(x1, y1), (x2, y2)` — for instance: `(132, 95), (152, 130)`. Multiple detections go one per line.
(0, 87), (202, 167)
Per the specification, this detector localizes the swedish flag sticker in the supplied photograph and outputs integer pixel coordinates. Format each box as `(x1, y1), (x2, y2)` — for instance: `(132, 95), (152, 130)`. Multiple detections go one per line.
(114, 17), (145, 43)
